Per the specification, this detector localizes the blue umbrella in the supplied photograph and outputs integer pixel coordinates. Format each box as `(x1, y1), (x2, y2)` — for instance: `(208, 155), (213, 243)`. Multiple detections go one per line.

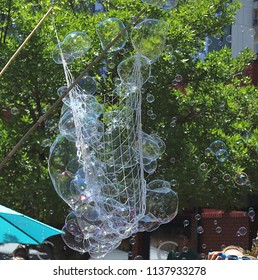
(0, 204), (63, 245)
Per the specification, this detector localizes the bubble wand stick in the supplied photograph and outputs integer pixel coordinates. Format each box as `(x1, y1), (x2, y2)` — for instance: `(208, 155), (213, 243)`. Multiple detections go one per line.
(0, 7), (147, 172)
(0, 7), (54, 78)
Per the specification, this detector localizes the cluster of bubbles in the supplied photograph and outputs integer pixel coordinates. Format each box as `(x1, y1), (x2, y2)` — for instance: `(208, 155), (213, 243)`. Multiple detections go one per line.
(206, 140), (228, 162)
(204, 140), (252, 188)
(48, 7), (179, 258)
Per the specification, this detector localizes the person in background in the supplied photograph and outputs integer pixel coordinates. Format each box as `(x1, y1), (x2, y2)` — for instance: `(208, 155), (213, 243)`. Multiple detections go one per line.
(167, 229), (199, 260)
(207, 245), (257, 260)
(12, 246), (29, 260)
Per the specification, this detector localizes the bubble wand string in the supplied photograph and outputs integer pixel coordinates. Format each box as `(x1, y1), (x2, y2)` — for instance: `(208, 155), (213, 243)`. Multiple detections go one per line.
(0, 7), (147, 172)
(0, 7), (54, 78)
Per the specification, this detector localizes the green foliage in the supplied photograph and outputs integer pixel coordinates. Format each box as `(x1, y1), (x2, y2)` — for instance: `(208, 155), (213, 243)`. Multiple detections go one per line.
(0, 0), (257, 227)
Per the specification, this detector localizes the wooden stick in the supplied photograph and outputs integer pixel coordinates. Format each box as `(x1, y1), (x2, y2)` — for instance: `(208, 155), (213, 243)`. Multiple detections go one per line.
(0, 7), (53, 78)
(0, 8), (146, 172)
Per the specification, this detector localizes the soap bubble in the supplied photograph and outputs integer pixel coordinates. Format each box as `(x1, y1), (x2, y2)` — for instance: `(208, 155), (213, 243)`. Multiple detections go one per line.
(209, 140), (227, 155)
(234, 172), (249, 186)
(223, 174), (231, 182)
(238, 226), (247, 236)
(183, 220), (189, 227)
(215, 148), (228, 162)
(170, 179), (177, 186)
(11, 107), (19, 115)
(78, 76), (97, 95)
(197, 226), (204, 234)
(248, 208), (255, 219)
(146, 93), (155, 103)
(215, 226), (222, 234)
(52, 31), (91, 64)
(96, 18), (128, 52)
(117, 54), (151, 86)
(131, 19), (170, 64)
(148, 75), (157, 84)
(143, 159), (157, 174)
(146, 180), (178, 224)
(59, 109), (76, 142)
(195, 214), (201, 221)
(199, 163), (208, 171)
(226, 35), (232, 43)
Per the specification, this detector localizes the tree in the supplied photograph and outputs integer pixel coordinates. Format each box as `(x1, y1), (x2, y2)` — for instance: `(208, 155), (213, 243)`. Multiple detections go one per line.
(0, 0), (256, 230)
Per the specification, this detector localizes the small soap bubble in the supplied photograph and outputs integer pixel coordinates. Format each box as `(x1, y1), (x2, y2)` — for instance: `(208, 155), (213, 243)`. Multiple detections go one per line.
(248, 208), (255, 219)
(189, 100), (195, 106)
(41, 139), (52, 147)
(215, 34), (222, 40)
(195, 214), (201, 221)
(212, 177), (218, 184)
(165, 44), (173, 54)
(248, 28), (256, 37)
(223, 174), (231, 182)
(129, 237), (136, 245)
(215, 149), (228, 162)
(234, 172), (249, 186)
(170, 157), (176, 164)
(200, 163), (208, 171)
(171, 179), (177, 186)
(197, 226), (204, 234)
(170, 121), (176, 128)
(119, 48), (126, 55)
(150, 114), (156, 120)
(238, 226), (247, 236)
(11, 107), (19, 115)
(215, 226), (222, 234)
(146, 94), (155, 103)
(182, 246), (189, 253)
(201, 253), (206, 259)
(170, 55), (177, 64)
(175, 74), (183, 83)
(226, 35), (232, 43)
(206, 38), (212, 46)
(108, 61), (116, 69)
(183, 220), (189, 227)
(148, 75), (157, 84)
(190, 179), (195, 185)
(205, 147), (213, 156)
(147, 110), (153, 116)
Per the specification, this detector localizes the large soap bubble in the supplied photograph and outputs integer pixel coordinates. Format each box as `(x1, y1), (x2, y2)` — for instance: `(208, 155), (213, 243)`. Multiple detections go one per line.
(131, 19), (169, 64)
(96, 18), (128, 52)
(78, 75), (97, 95)
(52, 31), (91, 64)
(117, 54), (151, 86)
